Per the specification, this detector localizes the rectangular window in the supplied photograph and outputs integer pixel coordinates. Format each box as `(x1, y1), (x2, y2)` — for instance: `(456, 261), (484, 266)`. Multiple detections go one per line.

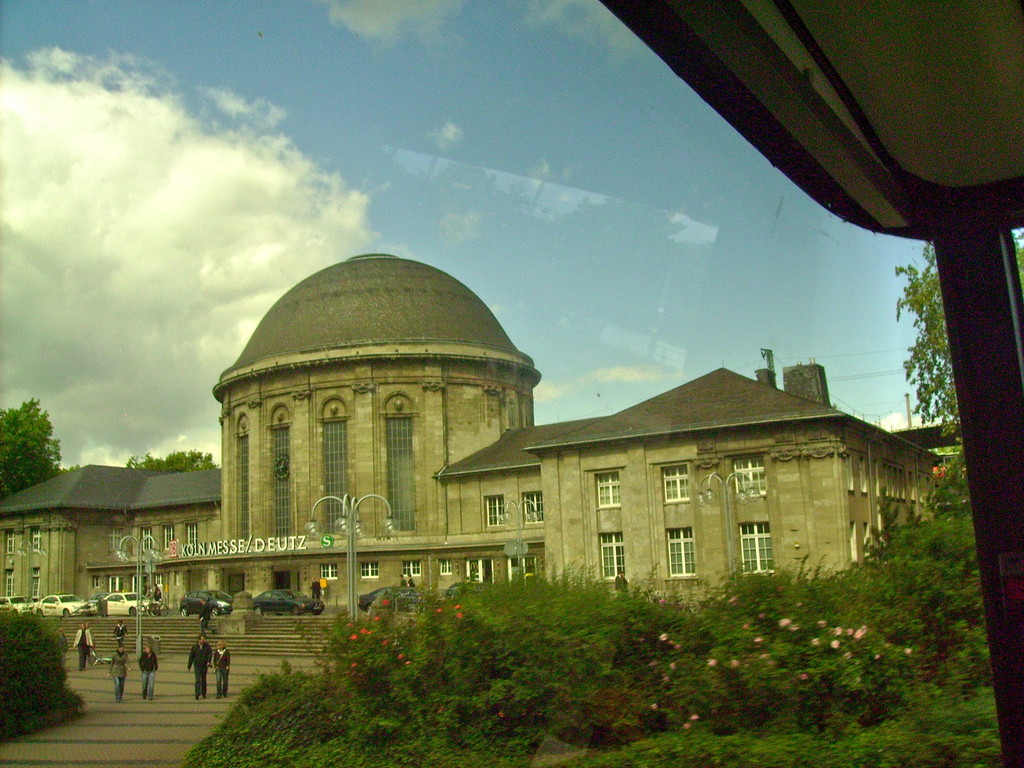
(109, 528), (124, 553)
(91, 575), (102, 590)
(386, 418), (415, 531)
(237, 434), (250, 539)
(162, 524), (175, 549)
(186, 522), (198, 546)
(599, 532), (625, 579)
(321, 563), (338, 580)
(466, 558), (494, 582)
(273, 426), (291, 538)
(485, 494), (505, 526)
(322, 420), (347, 527)
(596, 471), (621, 508)
(733, 458), (767, 495)
(849, 522), (859, 563)
(5, 569), (14, 596)
(846, 458), (855, 493)
(4, 531), (15, 554)
(30, 527), (42, 553)
(740, 522), (774, 573)
(139, 526), (154, 550)
(31, 567), (40, 598)
(667, 527), (696, 576)
(521, 491), (544, 522)
(663, 465), (690, 502)
(402, 560), (422, 578)
(438, 559), (452, 576)
(360, 562), (379, 579)
(509, 555), (538, 578)
(860, 457), (868, 494)
(108, 575), (123, 592)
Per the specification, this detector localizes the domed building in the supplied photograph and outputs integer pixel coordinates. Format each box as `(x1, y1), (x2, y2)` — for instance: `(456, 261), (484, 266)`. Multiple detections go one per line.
(211, 254), (542, 595)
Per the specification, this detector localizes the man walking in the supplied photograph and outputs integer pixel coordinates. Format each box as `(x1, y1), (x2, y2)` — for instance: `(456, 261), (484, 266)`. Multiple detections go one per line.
(213, 639), (231, 698)
(72, 622), (94, 671)
(198, 598), (215, 635)
(187, 634), (212, 699)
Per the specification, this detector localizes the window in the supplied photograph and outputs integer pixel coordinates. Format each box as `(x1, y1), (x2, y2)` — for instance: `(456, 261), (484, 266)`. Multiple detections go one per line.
(466, 558), (493, 582)
(31, 567), (40, 598)
(846, 458), (855, 493)
(522, 491), (544, 522)
(740, 522), (774, 573)
(162, 524), (175, 549)
(508, 555), (538, 578)
(849, 522), (859, 562)
(600, 532), (625, 579)
(485, 494), (505, 526)
(5, 569), (13, 596)
(92, 575), (102, 589)
(386, 417), (415, 531)
(109, 528), (124, 553)
(360, 562), (379, 579)
(186, 522), (198, 546)
(108, 575), (123, 592)
(439, 559), (452, 576)
(733, 458), (766, 495)
(860, 457), (868, 494)
(402, 560), (422, 578)
(237, 433), (250, 539)
(4, 531), (15, 554)
(139, 526), (154, 549)
(663, 465), (690, 502)
(30, 527), (42, 553)
(273, 426), (291, 537)
(322, 420), (347, 527)
(596, 471), (621, 508)
(667, 527), (696, 576)
(321, 563), (338, 580)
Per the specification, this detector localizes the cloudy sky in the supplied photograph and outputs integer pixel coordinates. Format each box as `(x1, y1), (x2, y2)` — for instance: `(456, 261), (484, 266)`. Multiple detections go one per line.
(1, 1), (926, 468)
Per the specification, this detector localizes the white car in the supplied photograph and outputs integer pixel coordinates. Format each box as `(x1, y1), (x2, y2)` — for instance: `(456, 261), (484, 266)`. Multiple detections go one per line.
(35, 594), (89, 617)
(103, 592), (146, 616)
(0, 596), (34, 613)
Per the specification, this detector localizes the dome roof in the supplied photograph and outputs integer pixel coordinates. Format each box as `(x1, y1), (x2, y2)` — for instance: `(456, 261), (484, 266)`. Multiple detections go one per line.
(226, 255), (526, 372)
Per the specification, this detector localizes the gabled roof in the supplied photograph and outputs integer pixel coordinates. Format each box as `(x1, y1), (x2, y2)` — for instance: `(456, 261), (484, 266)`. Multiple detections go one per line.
(0, 465), (221, 514)
(438, 418), (603, 478)
(527, 368), (841, 450)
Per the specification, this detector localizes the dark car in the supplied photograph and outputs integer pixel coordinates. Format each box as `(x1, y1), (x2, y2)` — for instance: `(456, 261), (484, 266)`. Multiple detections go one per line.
(179, 590), (234, 617)
(442, 582), (490, 600)
(357, 586), (422, 613)
(252, 589), (324, 616)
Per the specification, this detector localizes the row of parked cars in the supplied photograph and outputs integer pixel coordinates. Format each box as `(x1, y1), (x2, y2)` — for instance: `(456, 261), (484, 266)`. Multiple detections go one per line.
(1, 589), (326, 617)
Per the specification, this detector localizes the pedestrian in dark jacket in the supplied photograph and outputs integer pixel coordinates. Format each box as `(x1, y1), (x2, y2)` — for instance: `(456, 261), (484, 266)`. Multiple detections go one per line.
(198, 599), (215, 635)
(110, 646), (130, 701)
(139, 643), (158, 700)
(187, 635), (212, 699)
(213, 640), (232, 698)
(113, 619), (128, 646)
(73, 622), (94, 670)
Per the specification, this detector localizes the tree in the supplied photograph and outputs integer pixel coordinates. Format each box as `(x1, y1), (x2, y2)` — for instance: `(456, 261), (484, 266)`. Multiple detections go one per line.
(127, 450), (218, 472)
(0, 400), (62, 499)
(896, 235), (1023, 428)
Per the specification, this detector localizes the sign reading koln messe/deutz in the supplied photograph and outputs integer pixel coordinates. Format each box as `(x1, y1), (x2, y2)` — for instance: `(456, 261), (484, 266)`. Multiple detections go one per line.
(170, 535), (311, 559)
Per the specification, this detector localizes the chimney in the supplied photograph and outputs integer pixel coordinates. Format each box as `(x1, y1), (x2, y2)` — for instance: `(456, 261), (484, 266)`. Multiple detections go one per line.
(755, 368), (777, 388)
(783, 360), (830, 406)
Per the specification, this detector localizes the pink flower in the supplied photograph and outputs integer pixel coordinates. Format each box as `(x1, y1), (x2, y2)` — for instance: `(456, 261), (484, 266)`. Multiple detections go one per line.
(817, 620), (828, 628)
(846, 628), (855, 636)
(758, 653), (770, 659)
(811, 638), (821, 646)
(689, 714), (700, 721)
(799, 673), (809, 680)
(669, 662), (677, 670)
(904, 647), (913, 655)
(683, 722), (691, 730)
(787, 625), (800, 631)
(349, 634), (359, 641)
(853, 627), (867, 640)
(650, 703), (659, 710)
(778, 618), (792, 628)
(729, 659), (740, 668)
(456, 612), (464, 619)
(843, 652), (853, 659)
(659, 632), (669, 641)
(833, 627), (843, 636)
(436, 608), (443, 613)
(707, 659), (718, 667)
(662, 676), (669, 683)
(831, 640), (841, 649)
(350, 662), (357, 668)
(754, 637), (763, 644)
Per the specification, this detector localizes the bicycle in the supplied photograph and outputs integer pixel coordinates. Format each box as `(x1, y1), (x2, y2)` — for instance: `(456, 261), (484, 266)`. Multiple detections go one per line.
(146, 600), (169, 616)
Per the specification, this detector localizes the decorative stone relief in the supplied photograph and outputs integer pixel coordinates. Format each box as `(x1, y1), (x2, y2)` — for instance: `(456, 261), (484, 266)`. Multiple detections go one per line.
(292, 390), (311, 401)
(803, 446), (837, 459)
(697, 439), (716, 453)
(422, 381), (445, 391)
(696, 457), (720, 470)
(353, 383), (376, 394)
(247, 398), (262, 409)
(483, 386), (502, 396)
(770, 449), (801, 462)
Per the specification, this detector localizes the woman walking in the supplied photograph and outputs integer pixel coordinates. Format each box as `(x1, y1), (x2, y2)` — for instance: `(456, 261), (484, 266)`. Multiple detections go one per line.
(110, 646), (130, 702)
(72, 622), (94, 671)
(139, 643), (158, 700)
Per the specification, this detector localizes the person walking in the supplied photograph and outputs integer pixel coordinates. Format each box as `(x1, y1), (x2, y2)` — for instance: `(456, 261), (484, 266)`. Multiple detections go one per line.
(614, 569), (628, 592)
(198, 599), (215, 635)
(311, 578), (321, 601)
(187, 634), (212, 699)
(212, 639), (231, 698)
(110, 645), (130, 701)
(113, 618), (128, 647)
(139, 642), (158, 700)
(72, 622), (94, 671)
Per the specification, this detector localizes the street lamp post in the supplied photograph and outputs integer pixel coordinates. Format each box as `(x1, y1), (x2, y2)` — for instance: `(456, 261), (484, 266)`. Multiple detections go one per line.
(697, 472), (758, 574)
(499, 498), (541, 577)
(116, 533), (161, 655)
(307, 494), (394, 620)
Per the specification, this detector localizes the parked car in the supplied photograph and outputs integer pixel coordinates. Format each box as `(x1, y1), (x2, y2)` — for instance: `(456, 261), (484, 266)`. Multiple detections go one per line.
(103, 592), (146, 616)
(0, 595), (33, 613)
(252, 589), (324, 616)
(73, 592), (110, 616)
(34, 594), (89, 616)
(179, 590), (234, 617)
(441, 582), (490, 600)
(357, 586), (422, 613)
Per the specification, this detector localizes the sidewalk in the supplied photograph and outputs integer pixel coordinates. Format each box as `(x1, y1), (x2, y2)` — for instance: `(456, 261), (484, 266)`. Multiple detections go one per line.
(0, 652), (312, 768)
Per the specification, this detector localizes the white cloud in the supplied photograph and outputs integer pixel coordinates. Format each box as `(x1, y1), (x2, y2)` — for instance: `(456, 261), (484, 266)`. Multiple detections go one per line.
(318, 0), (465, 44)
(525, 0), (641, 55)
(429, 120), (464, 152)
(1, 49), (375, 466)
(200, 87), (288, 130)
(439, 210), (481, 244)
(589, 366), (666, 384)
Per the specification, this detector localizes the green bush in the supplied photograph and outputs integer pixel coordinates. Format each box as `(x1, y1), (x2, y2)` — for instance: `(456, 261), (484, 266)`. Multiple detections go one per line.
(0, 611), (83, 740)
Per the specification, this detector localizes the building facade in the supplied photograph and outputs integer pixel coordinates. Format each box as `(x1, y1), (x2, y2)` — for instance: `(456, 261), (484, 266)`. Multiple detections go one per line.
(1, 255), (936, 608)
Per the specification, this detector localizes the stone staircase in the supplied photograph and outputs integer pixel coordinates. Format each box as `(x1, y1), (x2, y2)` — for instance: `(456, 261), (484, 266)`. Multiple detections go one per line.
(52, 612), (339, 658)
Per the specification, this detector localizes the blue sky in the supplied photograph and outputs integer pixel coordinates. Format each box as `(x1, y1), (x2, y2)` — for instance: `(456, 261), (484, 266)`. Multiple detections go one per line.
(0, 0), (925, 467)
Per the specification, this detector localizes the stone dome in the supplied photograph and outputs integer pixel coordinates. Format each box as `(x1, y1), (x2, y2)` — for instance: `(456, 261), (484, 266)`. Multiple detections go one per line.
(224, 254), (528, 374)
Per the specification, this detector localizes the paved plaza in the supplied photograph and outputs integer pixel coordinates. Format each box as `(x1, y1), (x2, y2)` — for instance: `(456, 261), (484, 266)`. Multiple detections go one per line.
(1, 653), (311, 768)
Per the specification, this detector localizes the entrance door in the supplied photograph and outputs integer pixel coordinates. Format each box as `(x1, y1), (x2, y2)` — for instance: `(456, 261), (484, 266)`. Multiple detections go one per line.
(273, 570), (291, 590)
(465, 559), (494, 583)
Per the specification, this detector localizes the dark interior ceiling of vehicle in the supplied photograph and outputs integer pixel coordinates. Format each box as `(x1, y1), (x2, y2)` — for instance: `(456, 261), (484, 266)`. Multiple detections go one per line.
(600, 0), (1024, 239)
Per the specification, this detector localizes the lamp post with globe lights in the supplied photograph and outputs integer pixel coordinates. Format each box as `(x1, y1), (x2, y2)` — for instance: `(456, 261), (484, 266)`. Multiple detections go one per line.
(498, 498), (542, 577)
(116, 533), (162, 655)
(697, 472), (760, 574)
